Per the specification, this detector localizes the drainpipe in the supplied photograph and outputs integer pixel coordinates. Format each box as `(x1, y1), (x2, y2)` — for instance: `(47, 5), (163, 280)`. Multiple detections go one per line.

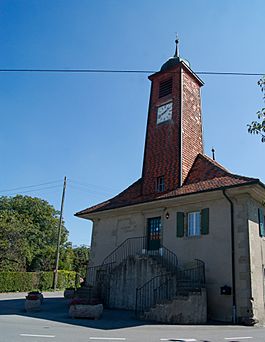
(222, 189), (237, 324)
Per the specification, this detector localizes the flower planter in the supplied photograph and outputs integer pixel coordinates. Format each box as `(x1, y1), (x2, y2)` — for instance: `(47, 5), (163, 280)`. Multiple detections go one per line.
(27, 291), (44, 303)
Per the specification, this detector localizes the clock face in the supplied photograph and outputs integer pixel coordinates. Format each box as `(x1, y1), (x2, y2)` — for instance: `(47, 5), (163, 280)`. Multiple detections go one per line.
(157, 102), (172, 124)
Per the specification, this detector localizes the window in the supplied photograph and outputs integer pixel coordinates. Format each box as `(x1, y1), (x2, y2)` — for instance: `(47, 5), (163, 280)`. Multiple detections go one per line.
(156, 176), (165, 192)
(176, 208), (209, 238)
(187, 212), (201, 237)
(159, 78), (172, 98)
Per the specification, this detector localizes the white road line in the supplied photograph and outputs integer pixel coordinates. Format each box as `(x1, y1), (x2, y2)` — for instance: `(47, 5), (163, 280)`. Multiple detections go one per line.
(20, 334), (55, 338)
(160, 339), (197, 342)
(89, 338), (126, 341)
(224, 338), (253, 341)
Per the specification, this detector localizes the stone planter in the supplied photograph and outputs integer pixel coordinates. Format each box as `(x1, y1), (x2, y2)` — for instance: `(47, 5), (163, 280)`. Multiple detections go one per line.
(25, 299), (41, 312)
(69, 303), (103, 319)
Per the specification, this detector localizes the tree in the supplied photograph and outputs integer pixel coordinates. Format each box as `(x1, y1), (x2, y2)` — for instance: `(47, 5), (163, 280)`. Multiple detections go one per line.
(72, 245), (90, 277)
(0, 195), (69, 271)
(0, 210), (33, 271)
(248, 76), (265, 142)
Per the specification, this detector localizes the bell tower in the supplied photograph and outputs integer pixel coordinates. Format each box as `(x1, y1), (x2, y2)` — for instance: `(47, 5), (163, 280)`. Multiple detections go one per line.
(141, 38), (204, 195)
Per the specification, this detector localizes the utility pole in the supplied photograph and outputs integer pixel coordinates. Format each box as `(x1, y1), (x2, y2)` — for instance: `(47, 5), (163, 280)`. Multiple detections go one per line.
(53, 176), (67, 291)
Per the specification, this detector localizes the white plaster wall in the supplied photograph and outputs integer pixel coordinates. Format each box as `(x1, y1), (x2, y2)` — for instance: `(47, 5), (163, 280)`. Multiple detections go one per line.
(89, 213), (145, 266)
(87, 190), (264, 323)
(247, 198), (265, 324)
(162, 196), (233, 322)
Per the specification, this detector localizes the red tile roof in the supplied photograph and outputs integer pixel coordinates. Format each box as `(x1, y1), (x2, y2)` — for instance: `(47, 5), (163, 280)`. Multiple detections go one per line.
(75, 154), (259, 216)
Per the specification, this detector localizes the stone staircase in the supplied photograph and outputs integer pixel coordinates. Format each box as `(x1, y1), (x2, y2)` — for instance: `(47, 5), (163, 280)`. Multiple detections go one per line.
(82, 236), (206, 322)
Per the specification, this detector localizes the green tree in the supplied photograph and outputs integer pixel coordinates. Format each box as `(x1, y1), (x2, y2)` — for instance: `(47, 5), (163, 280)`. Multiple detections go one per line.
(0, 210), (33, 271)
(72, 245), (90, 277)
(0, 195), (69, 272)
(59, 242), (75, 270)
(248, 76), (265, 142)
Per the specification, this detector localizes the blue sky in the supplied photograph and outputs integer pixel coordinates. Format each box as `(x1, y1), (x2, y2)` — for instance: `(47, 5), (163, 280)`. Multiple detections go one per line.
(0, 0), (264, 246)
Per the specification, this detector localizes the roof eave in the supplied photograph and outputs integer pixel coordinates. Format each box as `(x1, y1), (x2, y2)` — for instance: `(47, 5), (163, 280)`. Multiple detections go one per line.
(76, 179), (263, 220)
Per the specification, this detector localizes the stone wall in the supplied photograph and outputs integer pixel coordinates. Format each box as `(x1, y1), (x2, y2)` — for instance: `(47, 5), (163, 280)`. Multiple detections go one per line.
(108, 255), (168, 310)
(144, 288), (207, 324)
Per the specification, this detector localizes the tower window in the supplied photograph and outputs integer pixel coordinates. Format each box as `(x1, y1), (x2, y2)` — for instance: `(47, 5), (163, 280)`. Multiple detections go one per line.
(156, 176), (165, 192)
(159, 78), (172, 98)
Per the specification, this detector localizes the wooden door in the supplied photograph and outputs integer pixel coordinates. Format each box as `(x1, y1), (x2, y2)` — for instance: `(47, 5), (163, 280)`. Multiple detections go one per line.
(147, 217), (161, 251)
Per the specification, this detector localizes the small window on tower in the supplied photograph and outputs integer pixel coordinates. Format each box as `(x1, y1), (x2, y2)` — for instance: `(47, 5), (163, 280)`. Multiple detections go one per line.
(156, 176), (165, 192)
(159, 78), (172, 98)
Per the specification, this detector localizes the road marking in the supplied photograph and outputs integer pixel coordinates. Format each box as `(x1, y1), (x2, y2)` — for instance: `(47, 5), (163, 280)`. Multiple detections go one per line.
(20, 334), (55, 338)
(89, 338), (126, 341)
(160, 339), (197, 342)
(224, 338), (253, 341)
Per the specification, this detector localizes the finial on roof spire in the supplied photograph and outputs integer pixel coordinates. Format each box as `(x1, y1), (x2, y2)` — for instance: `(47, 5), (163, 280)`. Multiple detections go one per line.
(174, 35), (179, 58)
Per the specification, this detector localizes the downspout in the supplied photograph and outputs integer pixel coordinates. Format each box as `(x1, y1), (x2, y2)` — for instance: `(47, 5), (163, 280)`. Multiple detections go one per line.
(222, 189), (237, 323)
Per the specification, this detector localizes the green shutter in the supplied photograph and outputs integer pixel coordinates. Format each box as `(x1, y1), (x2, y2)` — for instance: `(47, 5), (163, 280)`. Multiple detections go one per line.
(176, 212), (185, 237)
(201, 208), (209, 235)
(258, 208), (265, 237)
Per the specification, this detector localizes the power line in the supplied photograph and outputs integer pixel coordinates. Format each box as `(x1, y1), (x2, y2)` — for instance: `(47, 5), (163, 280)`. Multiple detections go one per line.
(0, 180), (62, 193)
(2, 185), (62, 196)
(0, 68), (263, 76)
(69, 179), (119, 192)
(68, 184), (114, 197)
(0, 178), (118, 197)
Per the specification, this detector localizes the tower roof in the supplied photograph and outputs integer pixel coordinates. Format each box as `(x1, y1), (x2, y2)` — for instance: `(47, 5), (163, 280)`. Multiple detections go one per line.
(160, 36), (190, 71)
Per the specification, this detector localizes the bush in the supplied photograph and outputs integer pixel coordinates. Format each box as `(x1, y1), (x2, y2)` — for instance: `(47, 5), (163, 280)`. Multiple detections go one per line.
(0, 271), (76, 292)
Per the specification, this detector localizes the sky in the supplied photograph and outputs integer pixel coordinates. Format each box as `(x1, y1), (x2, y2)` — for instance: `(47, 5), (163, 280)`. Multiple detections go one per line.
(0, 0), (264, 247)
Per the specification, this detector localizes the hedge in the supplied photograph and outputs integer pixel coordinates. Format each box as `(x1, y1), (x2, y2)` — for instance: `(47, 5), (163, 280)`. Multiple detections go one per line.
(0, 270), (76, 292)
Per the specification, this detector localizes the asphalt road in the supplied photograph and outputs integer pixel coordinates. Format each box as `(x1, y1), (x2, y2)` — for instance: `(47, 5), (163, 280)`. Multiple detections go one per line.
(0, 292), (264, 342)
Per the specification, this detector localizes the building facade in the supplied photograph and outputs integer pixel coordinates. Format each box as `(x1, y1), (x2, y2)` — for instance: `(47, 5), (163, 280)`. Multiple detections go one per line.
(76, 39), (265, 324)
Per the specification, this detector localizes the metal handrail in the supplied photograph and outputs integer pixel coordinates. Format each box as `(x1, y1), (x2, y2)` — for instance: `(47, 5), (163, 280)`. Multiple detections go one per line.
(102, 236), (179, 273)
(102, 236), (146, 265)
(86, 262), (116, 286)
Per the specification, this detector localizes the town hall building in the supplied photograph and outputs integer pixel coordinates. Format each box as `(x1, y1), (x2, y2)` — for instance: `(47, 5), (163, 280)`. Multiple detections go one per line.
(76, 39), (265, 325)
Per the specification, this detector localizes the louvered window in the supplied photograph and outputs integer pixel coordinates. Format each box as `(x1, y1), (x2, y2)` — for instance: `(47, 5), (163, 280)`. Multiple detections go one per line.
(159, 78), (172, 98)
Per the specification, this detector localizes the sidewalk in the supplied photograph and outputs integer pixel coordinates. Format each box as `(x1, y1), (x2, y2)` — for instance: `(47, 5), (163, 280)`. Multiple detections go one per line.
(0, 291), (64, 300)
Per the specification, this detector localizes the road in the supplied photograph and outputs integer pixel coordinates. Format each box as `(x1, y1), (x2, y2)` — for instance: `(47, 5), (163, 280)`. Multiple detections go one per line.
(0, 292), (264, 342)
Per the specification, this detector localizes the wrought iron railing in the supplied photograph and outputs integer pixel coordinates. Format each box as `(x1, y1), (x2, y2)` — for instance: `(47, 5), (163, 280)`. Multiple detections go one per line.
(102, 236), (147, 266)
(86, 262), (115, 287)
(135, 259), (205, 317)
(175, 259), (205, 289)
(102, 236), (178, 272)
